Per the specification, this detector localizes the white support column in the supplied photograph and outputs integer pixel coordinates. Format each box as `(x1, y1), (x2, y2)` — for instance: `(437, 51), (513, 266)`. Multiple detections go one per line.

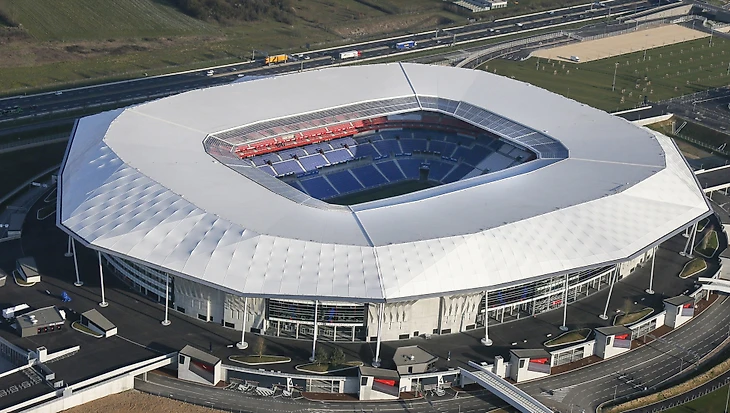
(373, 303), (384, 366)
(560, 272), (569, 331)
(481, 291), (492, 346)
(237, 297), (249, 349)
(71, 239), (83, 287)
(599, 269), (616, 320)
(98, 251), (108, 308)
(310, 300), (319, 362)
(689, 222), (698, 257)
(64, 235), (73, 257)
(161, 274), (171, 326)
(646, 249), (656, 295)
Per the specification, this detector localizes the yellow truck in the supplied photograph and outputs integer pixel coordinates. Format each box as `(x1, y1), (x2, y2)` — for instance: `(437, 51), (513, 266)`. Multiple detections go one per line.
(265, 54), (288, 65)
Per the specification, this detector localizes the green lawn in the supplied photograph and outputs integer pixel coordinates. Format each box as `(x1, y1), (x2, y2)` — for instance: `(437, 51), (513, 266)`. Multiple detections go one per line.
(544, 328), (591, 347)
(679, 257), (707, 279)
(483, 36), (730, 112)
(614, 307), (654, 326)
(696, 230), (720, 258)
(228, 355), (290, 365)
(0, 0), (212, 41)
(666, 384), (730, 412)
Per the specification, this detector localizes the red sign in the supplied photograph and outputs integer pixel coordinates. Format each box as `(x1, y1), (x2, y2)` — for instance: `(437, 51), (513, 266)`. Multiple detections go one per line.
(374, 378), (396, 386)
(530, 358), (549, 364)
(615, 333), (630, 340)
(683, 303), (693, 309)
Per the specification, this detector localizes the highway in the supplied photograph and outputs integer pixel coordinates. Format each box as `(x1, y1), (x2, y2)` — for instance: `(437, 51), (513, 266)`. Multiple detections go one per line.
(0, 0), (659, 125)
(519, 296), (730, 412)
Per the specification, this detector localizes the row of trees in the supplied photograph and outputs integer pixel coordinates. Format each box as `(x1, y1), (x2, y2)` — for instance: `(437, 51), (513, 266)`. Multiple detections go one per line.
(169, 0), (293, 24)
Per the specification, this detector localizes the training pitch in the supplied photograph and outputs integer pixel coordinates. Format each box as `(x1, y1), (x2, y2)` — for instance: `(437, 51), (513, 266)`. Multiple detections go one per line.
(532, 25), (709, 63)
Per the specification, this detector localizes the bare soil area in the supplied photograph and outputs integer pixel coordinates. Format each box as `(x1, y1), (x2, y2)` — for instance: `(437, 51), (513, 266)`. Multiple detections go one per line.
(533, 25), (709, 63)
(62, 390), (226, 413)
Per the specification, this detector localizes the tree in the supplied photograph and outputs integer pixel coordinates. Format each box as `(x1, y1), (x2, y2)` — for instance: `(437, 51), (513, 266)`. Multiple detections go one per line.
(329, 348), (345, 367)
(315, 347), (329, 366)
(252, 337), (266, 358)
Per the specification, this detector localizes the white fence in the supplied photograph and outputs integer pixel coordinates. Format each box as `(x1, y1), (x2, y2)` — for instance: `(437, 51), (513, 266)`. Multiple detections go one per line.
(456, 31), (569, 68)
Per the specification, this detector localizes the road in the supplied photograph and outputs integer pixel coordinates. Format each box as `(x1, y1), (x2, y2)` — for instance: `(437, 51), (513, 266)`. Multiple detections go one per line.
(135, 373), (508, 413)
(0, 0), (657, 125)
(519, 296), (730, 412)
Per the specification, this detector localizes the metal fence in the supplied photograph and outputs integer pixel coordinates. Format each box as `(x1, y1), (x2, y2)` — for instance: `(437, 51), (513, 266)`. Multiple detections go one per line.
(456, 31), (569, 68)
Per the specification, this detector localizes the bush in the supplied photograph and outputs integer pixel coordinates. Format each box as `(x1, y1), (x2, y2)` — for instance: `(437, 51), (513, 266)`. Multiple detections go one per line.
(330, 348), (346, 366)
(169, 0), (293, 23)
(315, 347), (329, 365)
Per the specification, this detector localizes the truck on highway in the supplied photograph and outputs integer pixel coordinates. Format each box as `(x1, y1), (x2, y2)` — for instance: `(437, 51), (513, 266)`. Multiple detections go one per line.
(265, 54), (288, 65)
(394, 40), (417, 50)
(338, 50), (362, 60)
(206, 70), (215, 76)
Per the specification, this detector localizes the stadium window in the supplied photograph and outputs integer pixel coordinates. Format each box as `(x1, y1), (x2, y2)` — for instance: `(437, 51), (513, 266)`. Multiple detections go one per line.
(176, 306), (185, 314)
(606, 336), (612, 346)
(413, 331), (419, 337)
(179, 355), (185, 365)
(440, 328), (451, 334)
(398, 334), (409, 340)
(198, 314), (207, 321)
(519, 359), (526, 369)
(361, 377), (368, 386)
(432, 328), (439, 334)
(224, 322), (235, 328)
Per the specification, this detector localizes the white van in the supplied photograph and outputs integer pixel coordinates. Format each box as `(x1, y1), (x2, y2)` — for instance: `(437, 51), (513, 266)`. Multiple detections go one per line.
(569, 56), (580, 62)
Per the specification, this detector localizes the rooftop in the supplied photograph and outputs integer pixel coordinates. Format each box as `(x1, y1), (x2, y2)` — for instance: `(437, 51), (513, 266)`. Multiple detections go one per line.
(664, 295), (694, 306)
(15, 306), (64, 330)
(180, 345), (220, 365)
(58, 63), (711, 303)
(595, 325), (633, 336)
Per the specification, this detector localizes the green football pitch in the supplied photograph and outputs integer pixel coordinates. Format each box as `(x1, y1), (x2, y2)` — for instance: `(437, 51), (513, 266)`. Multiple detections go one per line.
(328, 179), (439, 206)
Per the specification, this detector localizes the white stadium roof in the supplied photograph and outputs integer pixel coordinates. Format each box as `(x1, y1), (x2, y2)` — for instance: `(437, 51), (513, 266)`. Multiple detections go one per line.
(57, 63), (711, 303)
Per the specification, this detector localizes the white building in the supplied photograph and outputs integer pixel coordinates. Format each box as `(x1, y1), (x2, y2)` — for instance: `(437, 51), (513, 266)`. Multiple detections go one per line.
(57, 63), (711, 359)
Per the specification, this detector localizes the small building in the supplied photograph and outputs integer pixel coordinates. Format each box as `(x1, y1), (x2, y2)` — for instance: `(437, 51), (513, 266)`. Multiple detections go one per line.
(178, 345), (222, 386)
(486, 0), (508, 8)
(16, 257), (40, 283)
(509, 349), (551, 383)
(664, 295), (694, 328)
(16, 306), (66, 338)
(7, 212), (24, 238)
(80, 309), (117, 338)
(358, 366), (400, 400)
(392, 346), (438, 374)
(0, 269), (8, 288)
(594, 325), (632, 359)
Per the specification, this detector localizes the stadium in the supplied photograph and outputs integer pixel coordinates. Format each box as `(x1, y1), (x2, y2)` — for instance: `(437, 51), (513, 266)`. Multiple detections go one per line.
(57, 63), (711, 349)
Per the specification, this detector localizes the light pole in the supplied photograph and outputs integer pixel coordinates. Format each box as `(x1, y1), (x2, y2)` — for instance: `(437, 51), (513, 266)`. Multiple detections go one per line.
(481, 291), (493, 346)
(237, 297), (248, 349)
(646, 249), (656, 295)
(161, 274), (171, 326)
(560, 273), (569, 331)
(71, 239), (83, 287)
(599, 270), (616, 320)
(65, 235), (73, 257)
(724, 378), (730, 413)
(612, 62), (619, 92)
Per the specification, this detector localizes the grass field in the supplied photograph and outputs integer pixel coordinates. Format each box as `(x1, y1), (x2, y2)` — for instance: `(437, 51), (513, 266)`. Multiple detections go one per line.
(679, 257), (707, 279)
(666, 384), (730, 412)
(614, 307), (653, 326)
(544, 328), (591, 347)
(483, 35), (730, 112)
(0, 0), (462, 93)
(328, 179), (439, 205)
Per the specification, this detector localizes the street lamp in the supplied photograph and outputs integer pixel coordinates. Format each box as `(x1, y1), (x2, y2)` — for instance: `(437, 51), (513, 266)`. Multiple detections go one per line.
(612, 62), (619, 92)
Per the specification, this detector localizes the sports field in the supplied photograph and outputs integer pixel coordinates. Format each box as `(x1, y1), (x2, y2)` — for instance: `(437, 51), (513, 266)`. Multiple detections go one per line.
(484, 34), (730, 112)
(532, 25), (709, 63)
(665, 383), (730, 412)
(328, 180), (438, 206)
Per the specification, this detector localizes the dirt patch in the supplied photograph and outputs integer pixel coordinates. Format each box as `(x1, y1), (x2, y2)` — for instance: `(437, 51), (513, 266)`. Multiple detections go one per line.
(62, 390), (226, 413)
(532, 25), (710, 63)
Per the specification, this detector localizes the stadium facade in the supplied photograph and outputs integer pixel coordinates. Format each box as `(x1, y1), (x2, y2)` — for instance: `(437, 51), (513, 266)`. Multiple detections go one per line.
(57, 63), (711, 346)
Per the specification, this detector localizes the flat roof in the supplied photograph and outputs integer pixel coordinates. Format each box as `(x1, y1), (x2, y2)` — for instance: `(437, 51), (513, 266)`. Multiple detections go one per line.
(16, 306), (64, 330)
(180, 345), (220, 365)
(393, 346), (438, 366)
(0, 368), (52, 411)
(510, 349), (550, 359)
(359, 366), (400, 380)
(595, 325), (632, 336)
(58, 63), (711, 303)
(81, 309), (115, 332)
(16, 257), (38, 277)
(664, 295), (694, 306)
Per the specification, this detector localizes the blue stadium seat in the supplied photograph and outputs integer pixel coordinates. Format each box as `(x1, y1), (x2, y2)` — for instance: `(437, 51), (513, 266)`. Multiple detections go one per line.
(351, 144), (379, 159)
(325, 149), (353, 164)
(351, 165), (388, 188)
(397, 158), (422, 180)
(374, 140), (402, 155)
(454, 144), (491, 166)
(273, 160), (304, 176)
(299, 154), (328, 171)
(427, 161), (455, 182)
(303, 142), (333, 155)
(327, 170), (363, 194)
(442, 163), (473, 183)
(300, 176), (339, 199)
(376, 160), (405, 182)
(277, 148), (307, 159)
(258, 165), (277, 176)
(400, 139), (427, 153)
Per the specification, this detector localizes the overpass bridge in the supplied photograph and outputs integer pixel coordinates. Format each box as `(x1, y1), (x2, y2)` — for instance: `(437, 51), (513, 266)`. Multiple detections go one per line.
(460, 361), (552, 413)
